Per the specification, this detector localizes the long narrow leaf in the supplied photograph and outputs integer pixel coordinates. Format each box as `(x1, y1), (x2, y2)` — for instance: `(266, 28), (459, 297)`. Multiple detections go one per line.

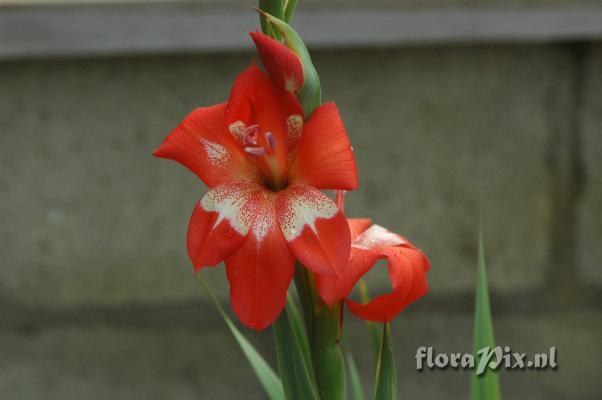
(374, 323), (396, 400)
(285, 294), (314, 378)
(469, 225), (501, 400)
(346, 352), (366, 400)
(273, 307), (320, 400)
(197, 274), (285, 400)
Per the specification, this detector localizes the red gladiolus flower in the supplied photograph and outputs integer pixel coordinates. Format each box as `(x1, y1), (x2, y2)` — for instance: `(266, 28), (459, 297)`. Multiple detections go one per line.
(316, 219), (430, 322)
(154, 65), (357, 330)
(250, 31), (304, 93)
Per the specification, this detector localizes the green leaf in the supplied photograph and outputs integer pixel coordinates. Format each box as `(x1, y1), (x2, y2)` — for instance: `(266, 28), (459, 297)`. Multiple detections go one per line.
(374, 323), (396, 400)
(257, 10), (322, 118)
(273, 306), (320, 400)
(469, 225), (501, 400)
(196, 274), (285, 400)
(283, 0), (299, 22)
(346, 352), (366, 400)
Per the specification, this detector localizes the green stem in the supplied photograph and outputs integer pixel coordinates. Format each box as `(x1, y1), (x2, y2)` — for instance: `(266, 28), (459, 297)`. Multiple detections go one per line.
(294, 266), (346, 400)
(259, 0), (284, 39)
(294, 265), (316, 344)
(258, 3), (342, 398)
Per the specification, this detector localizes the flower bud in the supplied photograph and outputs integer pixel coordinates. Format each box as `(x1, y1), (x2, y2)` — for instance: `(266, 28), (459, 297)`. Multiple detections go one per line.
(250, 31), (304, 93)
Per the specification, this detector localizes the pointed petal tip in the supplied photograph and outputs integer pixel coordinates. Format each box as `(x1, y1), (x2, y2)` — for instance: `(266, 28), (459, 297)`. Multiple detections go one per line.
(151, 145), (165, 158)
(190, 254), (223, 271)
(248, 30), (263, 41)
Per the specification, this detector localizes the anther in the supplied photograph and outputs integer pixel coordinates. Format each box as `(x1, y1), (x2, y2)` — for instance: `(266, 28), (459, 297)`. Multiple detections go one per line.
(245, 147), (266, 156)
(265, 131), (276, 150)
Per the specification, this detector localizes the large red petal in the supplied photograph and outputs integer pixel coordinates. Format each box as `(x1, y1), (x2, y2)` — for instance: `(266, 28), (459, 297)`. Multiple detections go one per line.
(346, 225), (430, 322)
(187, 181), (260, 271)
(250, 31), (303, 93)
(314, 218), (373, 304)
(277, 184), (351, 277)
(225, 190), (295, 331)
(226, 65), (304, 174)
(153, 103), (257, 188)
(288, 103), (358, 190)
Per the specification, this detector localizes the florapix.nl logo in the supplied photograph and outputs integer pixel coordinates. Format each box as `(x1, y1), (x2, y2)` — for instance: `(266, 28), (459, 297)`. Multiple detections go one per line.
(415, 346), (558, 375)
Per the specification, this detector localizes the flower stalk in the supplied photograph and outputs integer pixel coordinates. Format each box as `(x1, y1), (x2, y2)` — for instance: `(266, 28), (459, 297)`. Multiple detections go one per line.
(259, 0), (284, 39)
(259, 2), (345, 398)
(294, 265), (346, 400)
(154, 0), (431, 398)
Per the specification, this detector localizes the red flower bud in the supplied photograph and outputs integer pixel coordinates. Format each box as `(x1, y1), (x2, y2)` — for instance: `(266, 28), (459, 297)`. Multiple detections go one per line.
(250, 31), (304, 93)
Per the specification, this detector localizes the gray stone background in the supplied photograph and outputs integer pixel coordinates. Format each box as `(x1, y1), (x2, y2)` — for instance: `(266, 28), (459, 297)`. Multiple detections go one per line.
(1, 0), (601, 399)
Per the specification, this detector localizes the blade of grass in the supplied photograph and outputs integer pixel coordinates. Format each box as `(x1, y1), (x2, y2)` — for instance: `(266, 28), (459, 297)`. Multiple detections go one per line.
(346, 351), (366, 400)
(197, 274), (285, 400)
(374, 323), (396, 400)
(469, 224), (501, 400)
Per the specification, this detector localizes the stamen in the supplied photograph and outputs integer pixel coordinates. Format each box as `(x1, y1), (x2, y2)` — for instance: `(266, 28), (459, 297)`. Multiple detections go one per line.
(336, 190), (346, 212)
(242, 124), (259, 145)
(265, 132), (276, 150)
(245, 146), (266, 156)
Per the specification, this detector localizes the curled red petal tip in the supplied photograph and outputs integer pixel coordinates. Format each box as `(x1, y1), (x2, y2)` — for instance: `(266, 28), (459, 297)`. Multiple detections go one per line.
(315, 220), (430, 321)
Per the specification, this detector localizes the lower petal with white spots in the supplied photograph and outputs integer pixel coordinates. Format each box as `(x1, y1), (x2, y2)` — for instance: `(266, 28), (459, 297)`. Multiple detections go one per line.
(277, 184), (351, 277)
(187, 181), (259, 270)
(225, 190), (295, 331)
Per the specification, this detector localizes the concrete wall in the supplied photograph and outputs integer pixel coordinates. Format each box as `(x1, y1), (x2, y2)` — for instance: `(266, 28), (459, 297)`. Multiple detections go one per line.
(1, 43), (601, 398)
